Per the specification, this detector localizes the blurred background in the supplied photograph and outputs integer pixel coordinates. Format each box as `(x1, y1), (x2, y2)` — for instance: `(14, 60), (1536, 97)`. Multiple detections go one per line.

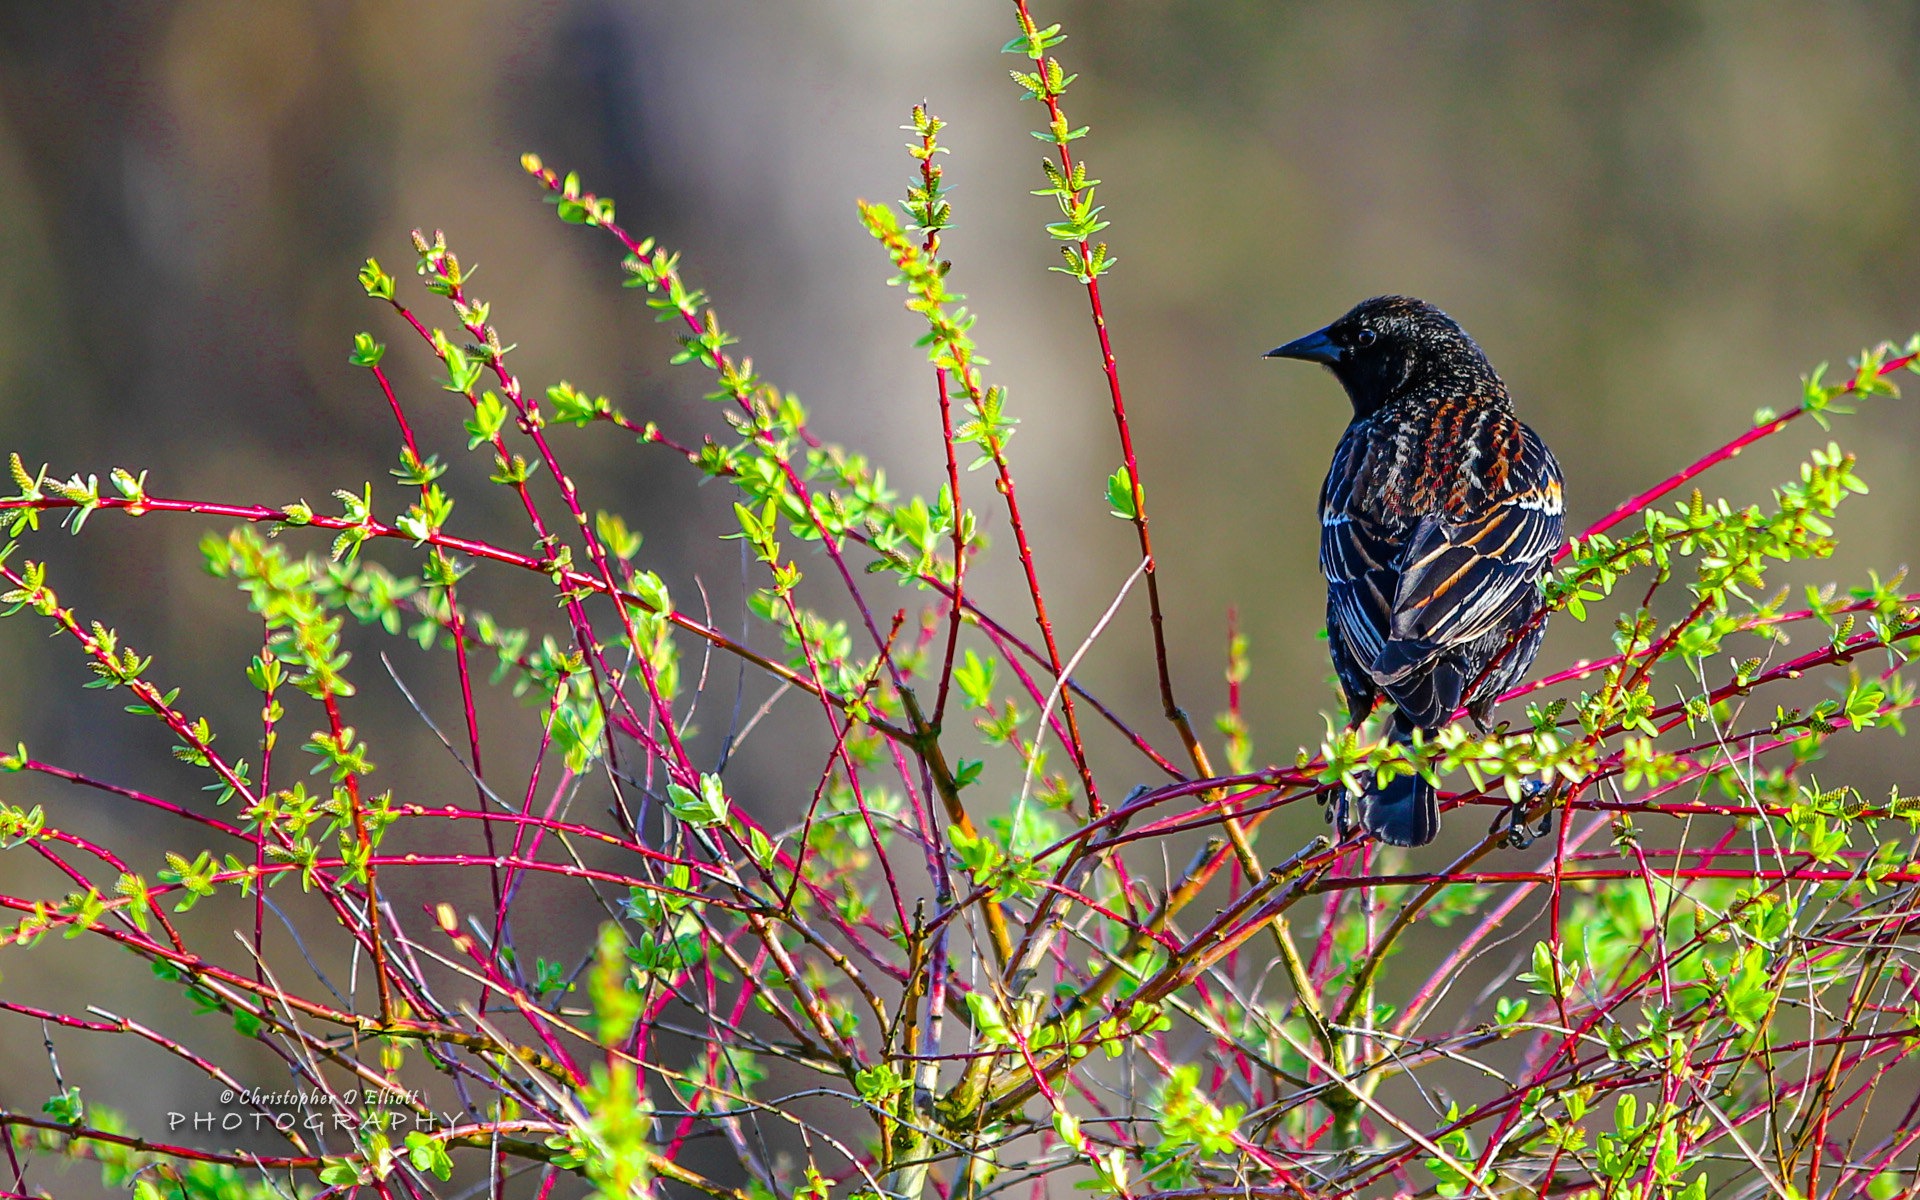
(3, 0), (1920, 1186)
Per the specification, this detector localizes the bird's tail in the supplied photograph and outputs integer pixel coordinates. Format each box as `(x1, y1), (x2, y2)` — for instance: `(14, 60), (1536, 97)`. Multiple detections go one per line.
(1331, 721), (1441, 847)
(1355, 770), (1439, 846)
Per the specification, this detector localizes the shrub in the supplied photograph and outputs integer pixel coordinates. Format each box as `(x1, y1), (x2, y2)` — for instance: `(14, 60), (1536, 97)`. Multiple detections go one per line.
(3, 5), (1919, 1199)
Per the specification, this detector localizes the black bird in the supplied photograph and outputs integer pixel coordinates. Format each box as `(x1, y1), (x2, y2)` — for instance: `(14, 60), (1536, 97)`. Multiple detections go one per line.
(1267, 296), (1564, 846)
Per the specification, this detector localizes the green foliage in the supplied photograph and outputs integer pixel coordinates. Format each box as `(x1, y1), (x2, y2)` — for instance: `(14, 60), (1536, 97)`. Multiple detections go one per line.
(1144, 1064), (1246, 1187)
(666, 773), (730, 828)
(0, 6), (1915, 1200)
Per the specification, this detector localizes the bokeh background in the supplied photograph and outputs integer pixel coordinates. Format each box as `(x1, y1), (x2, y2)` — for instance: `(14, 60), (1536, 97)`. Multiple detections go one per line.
(3, 0), (1920, 1189)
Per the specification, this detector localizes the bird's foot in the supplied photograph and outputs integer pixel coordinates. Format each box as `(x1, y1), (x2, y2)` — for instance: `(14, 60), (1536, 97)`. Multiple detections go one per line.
(1322, 789), (1360, 842)
(1466, 705), (1512, 739)
(1495, 780), (1555, 849)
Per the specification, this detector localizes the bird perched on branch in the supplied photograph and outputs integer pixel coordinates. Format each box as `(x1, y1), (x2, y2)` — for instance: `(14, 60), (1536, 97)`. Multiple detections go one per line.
(1267, 296), (1564, 846)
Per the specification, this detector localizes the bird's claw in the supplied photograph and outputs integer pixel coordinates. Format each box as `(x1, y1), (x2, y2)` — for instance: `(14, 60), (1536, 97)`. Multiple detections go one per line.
(1496, 780), (1555, 849)
(1321, 790), (1360, 842)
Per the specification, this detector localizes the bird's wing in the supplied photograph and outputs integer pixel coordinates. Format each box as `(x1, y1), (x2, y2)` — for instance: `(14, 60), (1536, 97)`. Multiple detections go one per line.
(1319, 425), (1401, 673)
(1370, 427), (1564, 685)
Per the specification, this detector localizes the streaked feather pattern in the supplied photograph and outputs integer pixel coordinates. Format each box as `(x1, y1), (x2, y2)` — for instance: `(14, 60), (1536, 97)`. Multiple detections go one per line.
(1273, 295), (1565, 846)
(1321, 399), (1563, 730)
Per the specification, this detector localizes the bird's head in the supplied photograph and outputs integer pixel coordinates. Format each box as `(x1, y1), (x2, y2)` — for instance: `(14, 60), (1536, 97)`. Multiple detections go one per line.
(1265, 295), (1501, 419)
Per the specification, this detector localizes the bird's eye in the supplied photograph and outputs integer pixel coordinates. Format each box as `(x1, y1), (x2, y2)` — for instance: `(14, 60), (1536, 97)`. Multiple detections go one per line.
(1355, 328), (1378, 348)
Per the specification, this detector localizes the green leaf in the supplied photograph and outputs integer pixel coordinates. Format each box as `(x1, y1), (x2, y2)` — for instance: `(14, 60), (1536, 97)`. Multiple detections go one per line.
(1722, 945), (1774, 1032)
(404, 1131), (454, 1181)
(41, 1086), (83, 1126)
(1106, 464), (1139, 519)
(853, 1063), (909, 1105)
(358, 258), (396, 300)
(953, 649), (997, 710)
(348, 332), (386, 368)
(666, 773), (729, 827)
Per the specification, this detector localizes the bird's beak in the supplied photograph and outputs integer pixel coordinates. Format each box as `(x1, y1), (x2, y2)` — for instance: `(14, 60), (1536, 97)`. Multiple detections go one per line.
(1264, 327), (1342, 366)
